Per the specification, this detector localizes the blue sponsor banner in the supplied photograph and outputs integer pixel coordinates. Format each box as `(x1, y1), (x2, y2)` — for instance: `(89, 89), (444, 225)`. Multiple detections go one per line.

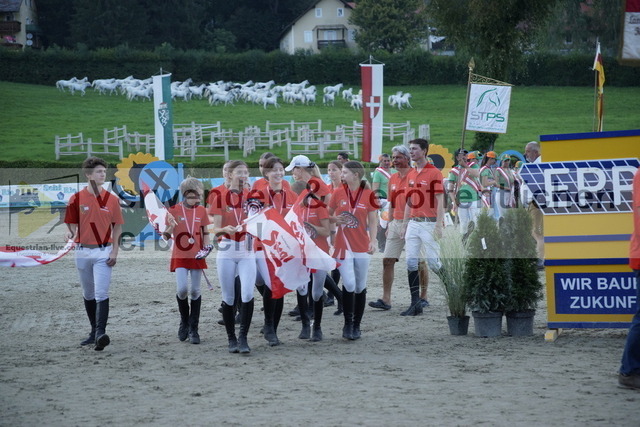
(554, 272), (638, 315)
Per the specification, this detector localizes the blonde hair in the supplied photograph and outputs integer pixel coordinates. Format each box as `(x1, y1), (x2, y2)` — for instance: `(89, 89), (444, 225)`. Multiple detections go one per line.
(180, 177), (204, 196)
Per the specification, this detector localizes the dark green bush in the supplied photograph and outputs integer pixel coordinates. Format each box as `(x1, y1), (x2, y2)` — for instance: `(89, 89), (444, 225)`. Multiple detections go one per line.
(2, 48), (638, 87)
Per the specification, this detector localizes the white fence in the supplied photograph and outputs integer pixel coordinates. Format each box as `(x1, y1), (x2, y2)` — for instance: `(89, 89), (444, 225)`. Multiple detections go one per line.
(54, 120), (429, 161)
(55, 126), (125, 159)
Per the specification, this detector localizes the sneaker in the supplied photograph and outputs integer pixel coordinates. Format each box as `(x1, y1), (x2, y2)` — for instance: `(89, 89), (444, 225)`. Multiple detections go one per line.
(368, 299), (391, 310)
(618, 373), (640, 390)
(419, 299), (429, 308)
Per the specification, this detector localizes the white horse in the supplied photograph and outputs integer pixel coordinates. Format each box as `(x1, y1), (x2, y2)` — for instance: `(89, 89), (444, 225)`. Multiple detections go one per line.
(263, 93), (279, 109)
(323, 83), (343, 95)
(396, 93), (413, 110)
(350, 94), (362, 111)
(342, 87), (354, 101)
(68, 81), (92, 96)
(323, 92), (336, 106)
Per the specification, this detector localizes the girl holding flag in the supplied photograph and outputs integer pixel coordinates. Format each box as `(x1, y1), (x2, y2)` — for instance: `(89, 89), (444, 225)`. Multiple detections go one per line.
(163, 178), (211, 345)
(329, 161), (379, 340)
(285, 155), (333, 341)
(250, 156), (297, 346)
(208, 160), (256, 354)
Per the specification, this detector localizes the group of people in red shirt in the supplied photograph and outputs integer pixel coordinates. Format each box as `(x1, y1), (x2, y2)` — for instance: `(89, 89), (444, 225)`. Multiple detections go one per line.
(64, 139), (452, 355)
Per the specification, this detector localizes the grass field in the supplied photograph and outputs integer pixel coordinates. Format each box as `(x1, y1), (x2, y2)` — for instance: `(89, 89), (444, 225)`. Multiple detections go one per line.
(1, 81), (639, 164)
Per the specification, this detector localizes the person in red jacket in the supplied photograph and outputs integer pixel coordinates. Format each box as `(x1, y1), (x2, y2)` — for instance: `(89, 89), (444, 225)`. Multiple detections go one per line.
(619, 167), (640, 390)
(64, 156), (123, 351)
(164, 177), (211, 345)
(250, 156), (297, 346)
(329, 161), (379, 340)
(208, 160), (256, 354)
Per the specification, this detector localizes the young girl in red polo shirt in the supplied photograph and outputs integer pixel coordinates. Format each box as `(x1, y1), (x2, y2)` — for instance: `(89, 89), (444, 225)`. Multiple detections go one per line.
(250, 156), (297, 346)
(286, 155), (334, 340)
(164, 177), (210, 344)
(329, 161), (379, 340)
(208, 160), (256, 354)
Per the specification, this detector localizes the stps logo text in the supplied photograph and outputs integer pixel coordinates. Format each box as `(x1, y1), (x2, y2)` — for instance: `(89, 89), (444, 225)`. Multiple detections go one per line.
(520, 158), (639, 215)
(470, 88), (505, 122)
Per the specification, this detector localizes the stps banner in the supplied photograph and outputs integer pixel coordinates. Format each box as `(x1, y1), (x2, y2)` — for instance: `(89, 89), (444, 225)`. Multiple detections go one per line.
(620, 0), (640, 64)
(465, 84), (512, 134)
(153, 74), (174, 160)
(361, 63), (384, 162)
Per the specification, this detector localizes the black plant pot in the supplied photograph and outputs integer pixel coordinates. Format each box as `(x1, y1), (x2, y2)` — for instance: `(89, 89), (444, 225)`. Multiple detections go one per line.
(472, 311), (503, 337)
(447, 315), (470, 335)
(506, 310), (535, 336)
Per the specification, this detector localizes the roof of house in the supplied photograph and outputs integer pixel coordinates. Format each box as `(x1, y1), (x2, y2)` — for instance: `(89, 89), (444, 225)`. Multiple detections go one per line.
(281, 0), (355, 35)
(0, 0), (22, 13)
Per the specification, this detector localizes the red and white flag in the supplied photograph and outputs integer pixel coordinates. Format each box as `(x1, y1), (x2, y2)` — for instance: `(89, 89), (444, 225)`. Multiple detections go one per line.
(0, 240), (75, 267)
(244, 207), (337, 298)
(285, 208), (336, 273)
(361, 63), (384, 162)
(244, 208), (309, 298)
(141, 182), (169, 237)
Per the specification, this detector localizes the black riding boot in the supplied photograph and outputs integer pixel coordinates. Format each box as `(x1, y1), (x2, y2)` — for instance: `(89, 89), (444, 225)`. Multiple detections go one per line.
(401, 270), (423, 316)
(94, 298), (110, 351)
(353, 289), (367, 340)
(311, 296), (324, 342)
(324, 274), (342, 309)
(176, 295), (190, 341)
(189, 297), (201, 344)
(331, 269), (343, 315)
(262, 287), (280, 346)
(238, 299), (254, 354)
(221, 301), (238, 353)
(342, 287), (355, 340)
(274, 296), (284, 334)
(81, 298), (96, 346)
(297, 291), (311, 339)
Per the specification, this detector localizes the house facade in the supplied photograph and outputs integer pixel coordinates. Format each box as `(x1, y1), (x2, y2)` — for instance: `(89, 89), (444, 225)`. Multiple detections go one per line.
(279, 0), (358, 54)
(0, 0), (40, 49)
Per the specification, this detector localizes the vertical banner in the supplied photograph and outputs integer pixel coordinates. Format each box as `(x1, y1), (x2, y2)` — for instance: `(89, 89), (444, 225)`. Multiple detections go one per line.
(153, 74), (174, 160)
(620, 0), (640, 64)
(465, 84), (512, 134)
(361, 63), (384, 162)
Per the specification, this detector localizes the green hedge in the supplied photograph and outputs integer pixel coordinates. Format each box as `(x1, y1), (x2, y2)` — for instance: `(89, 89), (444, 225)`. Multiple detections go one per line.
(1, 47), (638, 86)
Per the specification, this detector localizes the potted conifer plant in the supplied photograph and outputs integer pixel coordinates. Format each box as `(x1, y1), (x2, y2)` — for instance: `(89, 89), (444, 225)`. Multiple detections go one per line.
(465, 211), (509, 337)
(436, 226), (470, 335)
(502, 208), (543, 336)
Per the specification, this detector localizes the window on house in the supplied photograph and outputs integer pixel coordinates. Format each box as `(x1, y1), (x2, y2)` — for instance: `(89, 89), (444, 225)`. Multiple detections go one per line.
(348, 29), (356, 42)
(304, 31), (313, 43)
(315, 8), (322, 18)
(337, 8), (344, 17)
(325, 30), (337, 41)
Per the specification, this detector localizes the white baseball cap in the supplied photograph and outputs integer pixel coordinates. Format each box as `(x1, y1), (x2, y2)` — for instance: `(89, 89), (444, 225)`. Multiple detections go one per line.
(285, 155), (315, 172)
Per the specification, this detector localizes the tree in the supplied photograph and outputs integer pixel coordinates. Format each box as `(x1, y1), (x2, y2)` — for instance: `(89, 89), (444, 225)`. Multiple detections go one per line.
(534, 0), (622, 55)
(68, 0), (149, 49)
(349, 0), (429, 53)
(427, 0), (557, 80)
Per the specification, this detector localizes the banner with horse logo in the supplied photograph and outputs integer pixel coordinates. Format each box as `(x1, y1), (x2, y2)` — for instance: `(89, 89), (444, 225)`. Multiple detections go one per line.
(465, 84), (512, 134)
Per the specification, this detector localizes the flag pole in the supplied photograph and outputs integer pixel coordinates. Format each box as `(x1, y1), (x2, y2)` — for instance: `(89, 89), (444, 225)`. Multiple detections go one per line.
(460, 58), (475, 150)
(593, 40), (598, 132)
